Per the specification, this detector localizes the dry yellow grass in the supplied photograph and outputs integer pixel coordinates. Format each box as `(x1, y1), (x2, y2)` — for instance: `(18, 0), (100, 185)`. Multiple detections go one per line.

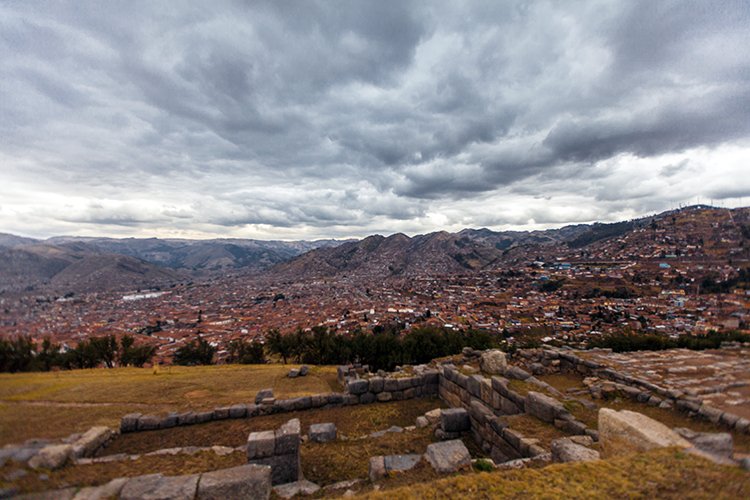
(364, 448), (750, 499)
(0, 364), (339, 445)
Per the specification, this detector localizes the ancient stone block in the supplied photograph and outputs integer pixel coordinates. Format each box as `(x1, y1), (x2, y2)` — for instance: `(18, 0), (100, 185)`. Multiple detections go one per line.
(120, 473), (199, 500)
(698, 405), (724, 424)
(598, 409), (691, 457)
(359, 392), (376, 404)
(505, 366), (531, 380)
(177, 411), (197, 426)
(480, 350), (508, 375)
(160, 413), (178, 429)
(424, 440), (471, 473)
(309, 423), (337, 443)
(551, 438), (600, 463)
(71, 426), (113, 459)
(384, 378), (400, 392)
(195, 411), (214, 424)
(247, 430), (275, 460)
(675, 428), (733, 458)
(229, 404), (247, 419)
(213, 407), (231, 420)
(368, 456), (386, 482)
(137, 415), (160, 431)
(441, 408), (470, 433)
(273, 480), (319, 499)
(347, 379), (369, 395)
(525, 391), (566, 423)
(252, 454), (300, 486)
(255, 388), (274, 404)
(368, 377), (384, 393)
(275, 419), (301, 455)
(197, 464), (271, 500)
(384, 454), (421, 473)
(120, 413), (141, 434)
(376, 391), (393, 402)
(72, 477), (127, 500)
(28, 444), (73, 470)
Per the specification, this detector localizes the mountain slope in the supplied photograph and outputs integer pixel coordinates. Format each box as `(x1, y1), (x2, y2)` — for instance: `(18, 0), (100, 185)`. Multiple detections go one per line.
(0, 243), (181, 293)
(44, 236), (345, 271)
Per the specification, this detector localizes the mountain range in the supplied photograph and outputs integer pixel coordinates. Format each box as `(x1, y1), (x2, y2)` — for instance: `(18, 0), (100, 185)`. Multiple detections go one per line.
(1, 205), (747, 294)
(0, 236), (345, 293)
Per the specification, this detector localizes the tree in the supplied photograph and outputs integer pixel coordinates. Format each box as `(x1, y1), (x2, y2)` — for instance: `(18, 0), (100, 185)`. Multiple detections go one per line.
(266, 329), (294, 364)
(89, 335), (118, 368)
(173, 336), (216, 365)
(227, 339), (265, 364)
(0, 336), (36, 372)
(119, 335), (156, 367)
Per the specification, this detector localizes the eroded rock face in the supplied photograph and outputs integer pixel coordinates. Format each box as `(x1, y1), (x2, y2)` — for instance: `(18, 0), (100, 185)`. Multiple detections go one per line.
(480, 350), (507, 375)
(598, 409), (691, 457)
(424, 439), (471, 473)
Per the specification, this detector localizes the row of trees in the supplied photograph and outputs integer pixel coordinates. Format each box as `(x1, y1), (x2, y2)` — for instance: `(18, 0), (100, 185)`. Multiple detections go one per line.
(587, 330), (748, 352)
(1, 325), (498, 372)
(0, 334), (156, 373)
(266, 325), (497, 371)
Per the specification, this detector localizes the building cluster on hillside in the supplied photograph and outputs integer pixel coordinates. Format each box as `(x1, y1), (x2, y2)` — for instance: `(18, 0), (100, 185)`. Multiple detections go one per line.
(1, 207), (748, 363)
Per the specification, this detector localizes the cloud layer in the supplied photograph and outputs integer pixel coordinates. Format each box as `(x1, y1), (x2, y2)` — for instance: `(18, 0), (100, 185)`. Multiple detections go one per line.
(1, 0), (749, 239)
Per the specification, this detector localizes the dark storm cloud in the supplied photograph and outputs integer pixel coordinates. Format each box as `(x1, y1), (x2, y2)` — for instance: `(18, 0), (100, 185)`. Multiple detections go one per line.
(0, 0), (749, 238)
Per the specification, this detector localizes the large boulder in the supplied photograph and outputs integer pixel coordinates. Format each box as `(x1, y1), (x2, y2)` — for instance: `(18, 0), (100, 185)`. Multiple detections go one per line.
(424, 439), (471, 473)
(197, 464), (271, 500)
(598, 409), (691, 457)
(550, 438), (600, 463)
(28, 444), (73, 470)
(480, 350), (507, 375)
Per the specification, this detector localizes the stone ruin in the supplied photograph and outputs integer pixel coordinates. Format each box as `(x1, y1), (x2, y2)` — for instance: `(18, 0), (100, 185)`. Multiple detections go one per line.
(247, 418), (301, 485)
(5, 345), (750, 498)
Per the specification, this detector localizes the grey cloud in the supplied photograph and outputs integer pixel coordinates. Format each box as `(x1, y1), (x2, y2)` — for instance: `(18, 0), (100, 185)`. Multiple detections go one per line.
(0, 0), (748, 238)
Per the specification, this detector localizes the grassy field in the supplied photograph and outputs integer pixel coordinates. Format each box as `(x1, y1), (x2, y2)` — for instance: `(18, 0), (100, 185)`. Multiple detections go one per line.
(365, 448), (750, 499)
(0, 364), (340, 445)
(2, 397), (448, 494)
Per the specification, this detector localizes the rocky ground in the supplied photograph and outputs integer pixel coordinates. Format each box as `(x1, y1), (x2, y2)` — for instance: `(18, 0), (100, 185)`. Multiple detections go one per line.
(583, 346), (750, 419)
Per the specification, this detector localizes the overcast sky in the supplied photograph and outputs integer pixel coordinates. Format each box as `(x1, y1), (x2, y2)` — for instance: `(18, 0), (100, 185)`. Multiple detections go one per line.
(1, 1), (749, 240)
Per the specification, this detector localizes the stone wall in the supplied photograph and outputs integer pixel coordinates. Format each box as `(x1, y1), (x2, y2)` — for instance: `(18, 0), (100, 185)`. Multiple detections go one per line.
(343, 369), (439, 404)
(121, 369), (439, 434)
(247, 419), (301, 486)
(437, 364), (593, 463)
(20, 464), (272, 499)
(515, 348), (750, 436)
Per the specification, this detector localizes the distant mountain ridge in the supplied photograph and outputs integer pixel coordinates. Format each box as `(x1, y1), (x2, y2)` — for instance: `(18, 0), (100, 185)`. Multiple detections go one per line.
(271, 206), (750, 280)
(1, 205), (748, 292)
(0, 235), (348, 294)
